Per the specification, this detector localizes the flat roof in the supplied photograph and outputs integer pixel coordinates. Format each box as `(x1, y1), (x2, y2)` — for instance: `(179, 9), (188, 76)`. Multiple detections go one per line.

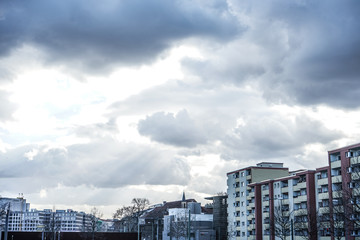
(328, 142), (360, 154)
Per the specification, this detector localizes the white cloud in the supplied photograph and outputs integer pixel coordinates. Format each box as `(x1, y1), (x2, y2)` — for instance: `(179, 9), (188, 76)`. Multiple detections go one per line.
(39, 189), (47, 198)
(24, 148), (39, 161)
(0, 0), (359, 219)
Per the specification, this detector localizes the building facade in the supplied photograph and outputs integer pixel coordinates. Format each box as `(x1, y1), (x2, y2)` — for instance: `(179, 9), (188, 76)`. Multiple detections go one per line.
(227, 162), (289, 240)
(162, 202), (214, 240)
(227, 143), (360, 240)
(205, 195), (228, 240)
(0, 197), (100, 233)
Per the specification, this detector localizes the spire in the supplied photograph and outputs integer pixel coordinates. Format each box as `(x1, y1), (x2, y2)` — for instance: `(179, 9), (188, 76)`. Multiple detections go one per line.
(182, 191), (186, 202)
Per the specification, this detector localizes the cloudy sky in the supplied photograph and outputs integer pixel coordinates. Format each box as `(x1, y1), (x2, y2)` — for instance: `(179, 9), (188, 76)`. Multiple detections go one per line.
(0, 0), (359, 217)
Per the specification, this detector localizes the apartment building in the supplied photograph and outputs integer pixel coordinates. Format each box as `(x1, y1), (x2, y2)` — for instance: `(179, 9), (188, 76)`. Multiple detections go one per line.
(328, 143), (360, 239)
(0, 197), (99, 233)
(227, 162), (289, 240)
(227, 143), (360, 240)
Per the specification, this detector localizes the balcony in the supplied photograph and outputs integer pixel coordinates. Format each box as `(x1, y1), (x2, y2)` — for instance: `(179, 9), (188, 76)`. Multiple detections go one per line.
(352, 174), (360, 181)
(294, 195), (307, 203)
(351, 156), (360, 165)
(262, 189), (269, 195)
(317, 178), (329, 185)
(331, 160), (342, 168)
(297, 182), (307, 188)
(247, 225), (255, 231)
(332, 176), (342, 183)
(318, 192), (330, 200)
(281, 187), (289, 193)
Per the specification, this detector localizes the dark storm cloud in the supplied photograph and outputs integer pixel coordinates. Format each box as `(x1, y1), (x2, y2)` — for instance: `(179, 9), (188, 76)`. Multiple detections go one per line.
(272, 0), (360, 108)
(0, 0), (238, 73)
(138, 110), (208, 148)
(185, 0), (360, 108)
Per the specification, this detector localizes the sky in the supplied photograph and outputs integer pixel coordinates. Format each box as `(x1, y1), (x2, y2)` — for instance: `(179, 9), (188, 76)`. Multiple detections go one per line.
(0, 0), (360, 218)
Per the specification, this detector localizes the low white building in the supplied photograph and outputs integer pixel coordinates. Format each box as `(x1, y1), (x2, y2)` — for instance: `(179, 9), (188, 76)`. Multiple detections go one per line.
(163, 202), (214, 240)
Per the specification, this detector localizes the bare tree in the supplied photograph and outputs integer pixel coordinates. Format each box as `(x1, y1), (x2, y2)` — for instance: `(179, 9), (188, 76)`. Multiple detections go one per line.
(169, 219), (188, 239)
(132, 198), (150, 213)
(42, 211), (61, 240)
(321, 193), (347, 240)
(113, 198), (150, 232)
(342, 162), (360, 231)
(323, 163), (360, 240)
(88, 207), (103, 240)
(272, 204), (292, 240)
(226, 222), (237, 240)
(168, 211), (195, 240)
(293, 209), (323, 240)
(0, 203), (9, 240)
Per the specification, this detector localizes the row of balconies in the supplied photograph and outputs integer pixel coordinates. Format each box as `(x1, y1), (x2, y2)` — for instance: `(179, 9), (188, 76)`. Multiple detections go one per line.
(233, 170), (252, 179)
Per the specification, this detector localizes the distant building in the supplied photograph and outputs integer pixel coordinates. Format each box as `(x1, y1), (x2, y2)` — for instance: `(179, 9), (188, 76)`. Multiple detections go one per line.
(205, 195), (227, 240)
(0, 197), (98, 233)
(139, 194), (214, 240)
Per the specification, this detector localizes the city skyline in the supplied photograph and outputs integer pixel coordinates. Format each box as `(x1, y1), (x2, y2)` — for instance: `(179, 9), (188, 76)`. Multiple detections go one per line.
(0, 0), (360, 218)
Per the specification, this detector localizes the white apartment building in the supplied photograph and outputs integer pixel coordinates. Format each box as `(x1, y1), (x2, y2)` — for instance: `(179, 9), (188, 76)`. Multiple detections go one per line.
(227, 162), (289, 240)
(0, 197), (98, 233)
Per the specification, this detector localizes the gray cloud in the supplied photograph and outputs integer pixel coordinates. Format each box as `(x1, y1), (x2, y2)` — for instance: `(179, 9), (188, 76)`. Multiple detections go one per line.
(0, 0), (239, 74)
(221, 115), (343, 161)
(138, 110), (208, 148)
(183, 0), (360, 108)
(74, 118), (119, 139)
(0, 139), (191, 192)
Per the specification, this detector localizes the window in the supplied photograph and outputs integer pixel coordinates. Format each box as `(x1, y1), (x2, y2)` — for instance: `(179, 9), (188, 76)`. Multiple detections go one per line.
(300, 189), (307, 196)
(241, 191), (244, 197)
(330, 154), (341, 162)
(241, 172), (245, 177)
(241, 181), (245, 187)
